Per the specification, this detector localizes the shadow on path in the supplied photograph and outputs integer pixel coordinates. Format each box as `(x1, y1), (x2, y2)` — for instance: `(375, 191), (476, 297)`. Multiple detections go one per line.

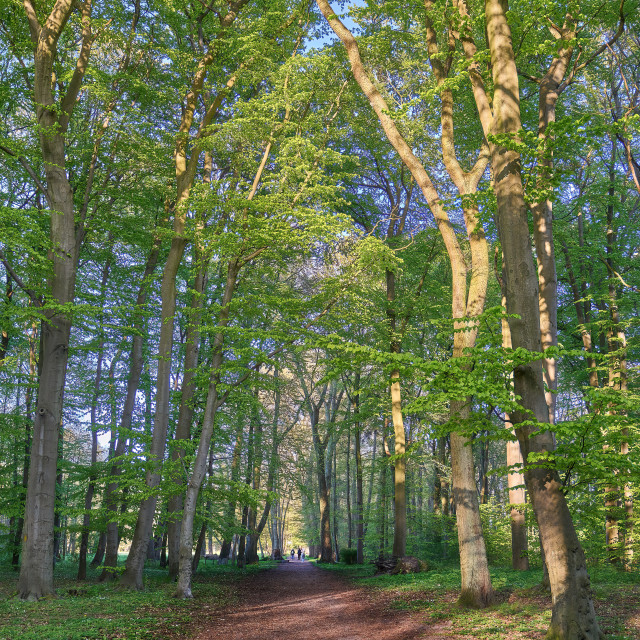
(194, 561), (442, 640)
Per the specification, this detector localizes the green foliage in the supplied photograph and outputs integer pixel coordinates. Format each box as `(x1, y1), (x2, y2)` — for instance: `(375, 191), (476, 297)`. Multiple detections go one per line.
(0, 558), (273, 640)
(325, 562), (640, 639)
(339, 547), (357, 564)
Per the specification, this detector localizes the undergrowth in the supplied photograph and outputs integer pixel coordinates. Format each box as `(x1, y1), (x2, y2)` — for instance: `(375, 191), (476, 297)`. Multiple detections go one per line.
(319, 562), (640, 640)
(0, 557), (275, 640)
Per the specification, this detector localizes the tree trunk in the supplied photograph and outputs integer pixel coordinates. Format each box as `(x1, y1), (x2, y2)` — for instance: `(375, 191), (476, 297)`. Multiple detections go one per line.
(332, 445), (340, 561)
(499, 292), (530, 571)
(316, 437), (333, 562)
(604, 140), (628, 567)
(386, 266), (407, 559)
(174, 260), (239, 597)
(245, 401), (264, 565)
(346, 424), (352, 549)
(507, 436), (529, 571)
(12, 323), (37, 568)
(78, 253), (111, 580)
(390, 372), (407, 558)
(485, 1), (600, 635)
(245, 376), (282, 565)
(167, 252), (207, 579)
(192, 522), (207, 573)
(479, 435), (489, 505)
(18, 0), (92, 600)
(219, 416), (244, 562)
(378, 427), (389, 560)
(354, 373), (364, 563)
(100, 234), (161, 581)
(90, 533), (106, 568)
(119, 231), (187, 590)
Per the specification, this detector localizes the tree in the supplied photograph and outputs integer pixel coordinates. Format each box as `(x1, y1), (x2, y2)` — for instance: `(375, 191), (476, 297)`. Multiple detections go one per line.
(315, 0), (494, 607)
(120, 0), (250, 590)
(16, 0), (95, 600)
(483, 0), (600, 635)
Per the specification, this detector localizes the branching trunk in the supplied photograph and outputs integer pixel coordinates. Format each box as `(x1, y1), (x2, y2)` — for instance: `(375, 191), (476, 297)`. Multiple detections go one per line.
(484, 1), (600, 635)
(18, 0), (93, 600)
(316, 0), (493, 604)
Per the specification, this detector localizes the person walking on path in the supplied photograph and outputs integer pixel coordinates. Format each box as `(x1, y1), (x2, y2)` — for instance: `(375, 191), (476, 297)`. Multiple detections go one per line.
(290, 549), (295, 560)
(297, 548), (302, 561)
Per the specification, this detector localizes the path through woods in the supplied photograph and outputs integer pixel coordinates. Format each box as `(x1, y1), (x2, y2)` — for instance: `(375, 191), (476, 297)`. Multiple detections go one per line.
(194, 562), (449, 640)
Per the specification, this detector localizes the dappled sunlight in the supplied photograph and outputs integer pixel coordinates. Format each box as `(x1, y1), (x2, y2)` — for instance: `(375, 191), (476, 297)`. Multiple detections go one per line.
(194, 563), (432, 640)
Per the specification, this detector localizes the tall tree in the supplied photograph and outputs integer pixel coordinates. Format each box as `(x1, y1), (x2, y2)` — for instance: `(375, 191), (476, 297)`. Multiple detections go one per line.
(120, 0), (249, 590)
(482, 0), (600, 635)
(316, 0), (494, 606)
(17, 0), (94, 600)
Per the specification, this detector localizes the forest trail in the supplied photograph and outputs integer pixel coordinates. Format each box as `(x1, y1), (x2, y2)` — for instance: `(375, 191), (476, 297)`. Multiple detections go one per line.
(193, 561), (447, 640)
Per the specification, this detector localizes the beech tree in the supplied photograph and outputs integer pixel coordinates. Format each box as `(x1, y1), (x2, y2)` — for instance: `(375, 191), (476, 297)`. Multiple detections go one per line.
(315, 0), (494, 607)
(483, 0), (600, 636)
(10, 0), (95, 601)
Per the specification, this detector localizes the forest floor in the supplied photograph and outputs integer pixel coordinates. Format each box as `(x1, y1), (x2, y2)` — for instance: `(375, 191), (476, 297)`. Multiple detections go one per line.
(189, 559), (434, 640)
(0, 559), (638, 639)
(181, 560), (640, 640)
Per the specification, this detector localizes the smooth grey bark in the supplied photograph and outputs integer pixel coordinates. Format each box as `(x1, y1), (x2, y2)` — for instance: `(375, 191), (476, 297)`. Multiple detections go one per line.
(18, 0), (93, 600)
(484, 1), (600, 636)
(120, 2), (248, 590)
(174, 259), (239, 597)
(502, 297), (529, 571)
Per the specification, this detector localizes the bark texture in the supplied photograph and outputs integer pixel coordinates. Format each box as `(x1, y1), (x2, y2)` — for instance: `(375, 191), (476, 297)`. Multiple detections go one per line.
(18, 0), (92, 600)
(174, 260), (239, 597)
(484, 1), (600, 636)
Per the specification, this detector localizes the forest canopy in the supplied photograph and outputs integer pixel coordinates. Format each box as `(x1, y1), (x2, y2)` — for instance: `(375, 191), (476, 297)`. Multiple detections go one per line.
(0, 1), (638, 639)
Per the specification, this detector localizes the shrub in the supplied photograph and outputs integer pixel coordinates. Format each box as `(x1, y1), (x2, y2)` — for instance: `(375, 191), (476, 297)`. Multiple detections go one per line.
(340, 548), (357, 565)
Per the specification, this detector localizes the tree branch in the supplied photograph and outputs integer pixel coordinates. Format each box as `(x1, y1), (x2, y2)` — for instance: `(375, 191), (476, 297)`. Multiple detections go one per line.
(0, 144), (53, 209)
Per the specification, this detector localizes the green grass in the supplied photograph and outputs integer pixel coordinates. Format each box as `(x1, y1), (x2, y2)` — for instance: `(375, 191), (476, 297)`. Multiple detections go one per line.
(319, 561), (640, 640)
(0, 557), (275, 640)
(2, 558), (638, 640)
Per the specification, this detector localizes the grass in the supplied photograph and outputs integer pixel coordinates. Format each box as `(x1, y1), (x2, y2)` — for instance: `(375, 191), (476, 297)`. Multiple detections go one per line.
(318, 562), (640, 640)
(0, 557), (275, 640)
(2, 557), (638, 639)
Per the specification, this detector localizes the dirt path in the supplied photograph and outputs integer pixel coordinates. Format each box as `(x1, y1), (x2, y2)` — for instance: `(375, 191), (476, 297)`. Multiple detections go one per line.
(193, 561), (442, 640)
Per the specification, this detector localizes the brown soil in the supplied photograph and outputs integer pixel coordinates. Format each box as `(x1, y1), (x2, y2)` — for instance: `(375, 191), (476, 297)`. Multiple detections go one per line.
(192, 560), (444, 640)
